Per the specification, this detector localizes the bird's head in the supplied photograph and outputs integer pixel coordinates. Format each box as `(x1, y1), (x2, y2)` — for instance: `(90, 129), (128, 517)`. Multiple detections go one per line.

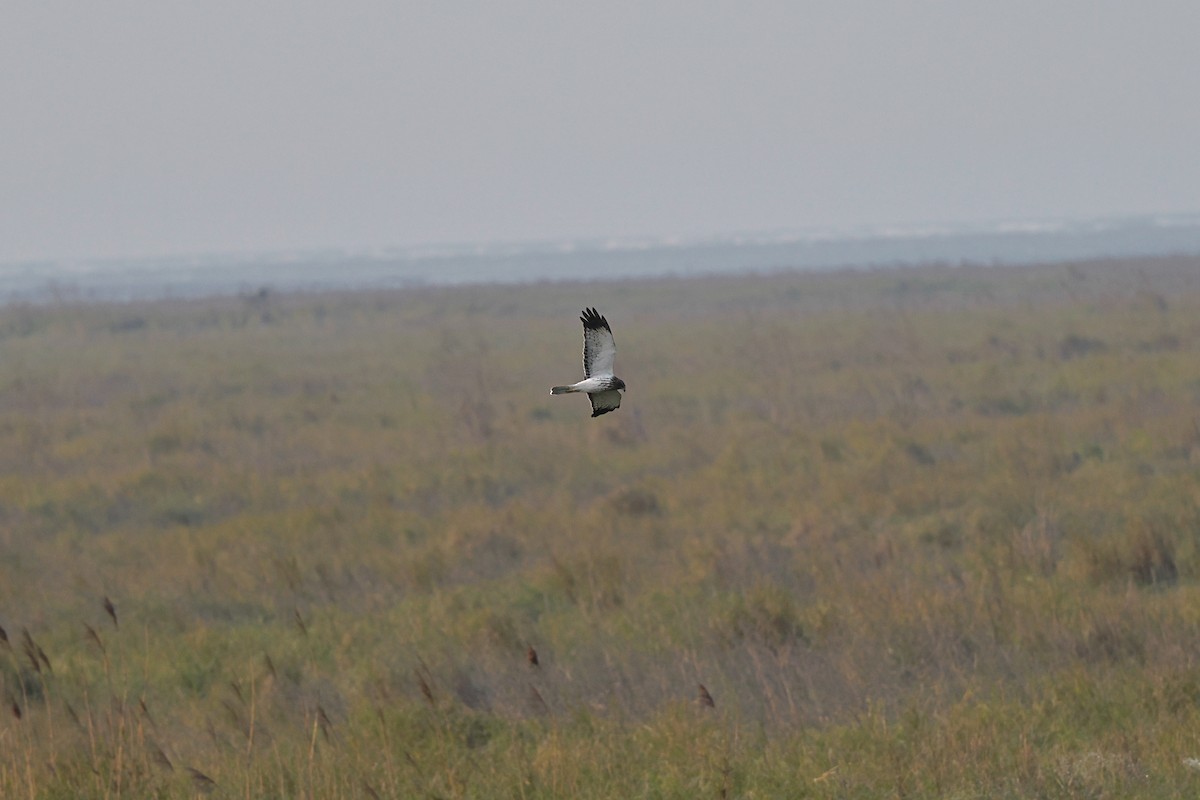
(614, 377), (626, 392)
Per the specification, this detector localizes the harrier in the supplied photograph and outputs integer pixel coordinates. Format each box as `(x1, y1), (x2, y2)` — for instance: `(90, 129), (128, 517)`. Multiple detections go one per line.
(550, 307), (626, 417)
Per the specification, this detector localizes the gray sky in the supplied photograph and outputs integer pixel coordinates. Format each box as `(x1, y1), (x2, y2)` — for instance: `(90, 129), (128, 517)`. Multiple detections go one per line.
(3, 2), (1199, 263)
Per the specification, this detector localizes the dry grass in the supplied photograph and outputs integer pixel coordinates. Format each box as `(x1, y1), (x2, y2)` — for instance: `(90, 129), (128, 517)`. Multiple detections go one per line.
(1, 255), (1200, 797)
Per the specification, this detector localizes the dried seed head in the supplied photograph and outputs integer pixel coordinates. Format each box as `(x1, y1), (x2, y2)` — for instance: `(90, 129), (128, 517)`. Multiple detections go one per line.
(150, 744), (173, 772)
(84, 623), (106, 653)
(416, 669), (434, 706)
(187, 767), (218, 794)
(20, 629), (41, 674)
(139, 697), (154, 725)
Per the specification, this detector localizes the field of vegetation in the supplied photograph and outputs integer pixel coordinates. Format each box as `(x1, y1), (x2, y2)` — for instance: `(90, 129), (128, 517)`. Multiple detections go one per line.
(2, 255), (1200, 798)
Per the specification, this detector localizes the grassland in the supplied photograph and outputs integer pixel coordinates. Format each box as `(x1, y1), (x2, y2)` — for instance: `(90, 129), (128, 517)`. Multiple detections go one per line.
(1, 255), (1200, 798)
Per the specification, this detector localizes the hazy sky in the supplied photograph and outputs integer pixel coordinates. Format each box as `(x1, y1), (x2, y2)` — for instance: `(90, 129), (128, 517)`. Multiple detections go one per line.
(3, 2), (1199, 262)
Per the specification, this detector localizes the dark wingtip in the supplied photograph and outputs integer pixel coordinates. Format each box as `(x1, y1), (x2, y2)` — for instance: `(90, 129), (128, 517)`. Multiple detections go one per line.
(590, 406), (617, 418)
(580, 307), (610, 332)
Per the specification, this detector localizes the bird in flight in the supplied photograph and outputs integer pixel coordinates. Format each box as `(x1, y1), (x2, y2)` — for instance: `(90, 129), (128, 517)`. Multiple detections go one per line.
(550, 307), (626, 417)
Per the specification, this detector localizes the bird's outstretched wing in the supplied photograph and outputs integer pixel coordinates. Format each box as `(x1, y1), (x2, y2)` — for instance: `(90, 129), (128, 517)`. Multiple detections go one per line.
(581, 307), (616, 378)
(589, 389), (622, 417)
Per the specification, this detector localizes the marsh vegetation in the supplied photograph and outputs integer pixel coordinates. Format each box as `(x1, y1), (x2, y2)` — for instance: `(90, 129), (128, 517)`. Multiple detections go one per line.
(2, 255), (1200, 797)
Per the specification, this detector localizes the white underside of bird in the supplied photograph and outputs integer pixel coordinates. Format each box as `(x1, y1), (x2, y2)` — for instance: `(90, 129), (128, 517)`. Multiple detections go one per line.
(550, 377), (615, 394)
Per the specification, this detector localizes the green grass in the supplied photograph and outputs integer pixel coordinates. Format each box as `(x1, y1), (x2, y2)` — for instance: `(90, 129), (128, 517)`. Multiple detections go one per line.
(2, 256), (1200, 797)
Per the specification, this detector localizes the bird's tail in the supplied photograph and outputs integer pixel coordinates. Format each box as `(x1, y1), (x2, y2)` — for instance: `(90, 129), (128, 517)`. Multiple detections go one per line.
(550, 385), (577, 395)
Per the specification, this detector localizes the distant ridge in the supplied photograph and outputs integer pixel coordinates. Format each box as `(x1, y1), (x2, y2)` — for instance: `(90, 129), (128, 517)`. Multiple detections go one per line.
(2, 214), (1198, 304)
